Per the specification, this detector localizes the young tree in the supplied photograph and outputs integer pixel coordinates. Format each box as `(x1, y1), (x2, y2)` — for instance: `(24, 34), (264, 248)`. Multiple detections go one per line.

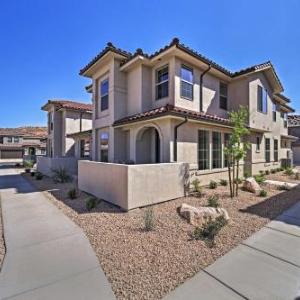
(224, 106), (250, 198)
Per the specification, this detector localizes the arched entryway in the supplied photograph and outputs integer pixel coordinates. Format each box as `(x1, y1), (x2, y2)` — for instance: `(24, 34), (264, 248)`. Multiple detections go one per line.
(136, 126), (161, 164)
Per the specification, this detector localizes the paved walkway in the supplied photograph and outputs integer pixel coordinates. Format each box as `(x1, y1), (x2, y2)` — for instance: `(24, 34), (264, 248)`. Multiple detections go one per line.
(165, 202), (300, 300)
(0, 167), (115, 300)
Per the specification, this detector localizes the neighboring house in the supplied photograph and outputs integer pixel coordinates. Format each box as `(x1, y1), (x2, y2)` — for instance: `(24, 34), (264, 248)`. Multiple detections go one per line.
(41, 100), (93, 157)
(79, 38), (295, 183)
(0, 127), (47, 159)
(67, 129), (92, 159)
(288, 115), (300, 164)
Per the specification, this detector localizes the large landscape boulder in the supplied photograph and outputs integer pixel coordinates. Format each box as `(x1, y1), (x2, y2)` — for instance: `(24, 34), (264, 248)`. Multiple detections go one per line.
(243, 177), (261, 194)
(264, 180), (297, 190)
(179, 203), (229, 226)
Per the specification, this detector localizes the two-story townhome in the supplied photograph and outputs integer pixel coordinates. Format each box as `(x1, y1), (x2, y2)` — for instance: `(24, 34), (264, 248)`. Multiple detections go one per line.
(288, 115), (300, 165)
(41, 100), (93, 158)
(79, 38), (295, 183)
(0, 127), (47, 159)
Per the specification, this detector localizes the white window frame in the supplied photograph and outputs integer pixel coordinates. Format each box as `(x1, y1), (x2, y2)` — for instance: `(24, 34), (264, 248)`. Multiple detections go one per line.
(180, 65), (193, 100)
(100, 78), (109, 112)
(155, 65), (169, 100)
(219, 82), (228, 110)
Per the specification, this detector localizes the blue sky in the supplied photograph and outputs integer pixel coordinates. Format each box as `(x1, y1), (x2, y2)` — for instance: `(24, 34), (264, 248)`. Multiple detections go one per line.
(0, 0), (299, 127)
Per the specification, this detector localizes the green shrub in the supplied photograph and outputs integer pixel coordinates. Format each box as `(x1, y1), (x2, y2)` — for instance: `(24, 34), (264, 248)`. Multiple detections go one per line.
(35, 172), (43, 180)
(143, 206), (155, 231)
(86, 197), (100, 211)
(209, 180), (217, 189)
(259, 170), (265, 175)
(259, 189), (267, 197)
(233, 178), (242, 184)
(52, 167), (71, 183)
(192, 216), (228, 246)
(68, 188), (77, 199)
(254, 174), (265, 184)
(284, 167), (294, 176)
(24, 160), (34, 168)
(295, 172), (300, 180)
(271, 169), (276, 174)
(276, 168), (281, 172)
(244, 171), (251, 179)
(265, 170), (270, 175)
(191, 178), (201, 193)
(207, 195), (220, 208)
(219, 179), (228, 186)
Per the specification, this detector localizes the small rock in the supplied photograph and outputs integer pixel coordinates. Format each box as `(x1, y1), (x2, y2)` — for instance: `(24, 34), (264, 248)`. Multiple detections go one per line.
(179, 203), (229, 226)
(243, 177), (261, 194)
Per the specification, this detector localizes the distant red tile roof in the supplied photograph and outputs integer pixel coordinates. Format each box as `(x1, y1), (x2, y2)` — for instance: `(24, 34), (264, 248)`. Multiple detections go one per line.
(41, 100), (93, 112)
(113, 104), (231, 127)
(0, 127), (47, 138)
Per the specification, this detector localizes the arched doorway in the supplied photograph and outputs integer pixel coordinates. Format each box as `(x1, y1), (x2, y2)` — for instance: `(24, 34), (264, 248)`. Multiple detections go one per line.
(136, 126), (161, 164)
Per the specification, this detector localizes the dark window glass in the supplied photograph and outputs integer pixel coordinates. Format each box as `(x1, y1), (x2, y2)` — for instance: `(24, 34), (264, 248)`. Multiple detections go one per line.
(198, 130), (209, 170)
(156, 66), (168, 100)
(272, 103), (277, 122)
(220, 83), (228, 110)
(212, 132), (222, 169)
(180, 66), (193, 100)
(7, 137), (12, 143)
(265, 138), (270, 163)
(100, 79), (109, 111)
(257, 86), (267, 113)
(14, 137), (19, 143)
(224, 133), (231, 167)
(256, 136), (260, 151)
(274, 139), (278, 162)
(100, 132), (109, 162)
(80, 140), (90, 158)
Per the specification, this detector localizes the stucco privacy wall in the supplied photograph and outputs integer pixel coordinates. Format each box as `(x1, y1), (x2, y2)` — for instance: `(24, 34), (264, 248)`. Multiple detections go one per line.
(37, 156), (78, 176)
(78, 161), (189, 210)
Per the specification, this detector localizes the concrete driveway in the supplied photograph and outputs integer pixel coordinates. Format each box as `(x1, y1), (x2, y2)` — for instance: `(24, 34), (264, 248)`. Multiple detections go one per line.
(0, 167), (115, 300)
(165, 202), (300, 300)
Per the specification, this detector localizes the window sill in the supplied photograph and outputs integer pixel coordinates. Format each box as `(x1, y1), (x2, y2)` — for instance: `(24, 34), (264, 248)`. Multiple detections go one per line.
(155, 96), (169, 101)
(180, 96), (193, 101)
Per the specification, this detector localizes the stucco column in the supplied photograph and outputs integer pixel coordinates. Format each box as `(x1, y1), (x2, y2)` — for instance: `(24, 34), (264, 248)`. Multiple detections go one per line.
(129, 128), (137, 163)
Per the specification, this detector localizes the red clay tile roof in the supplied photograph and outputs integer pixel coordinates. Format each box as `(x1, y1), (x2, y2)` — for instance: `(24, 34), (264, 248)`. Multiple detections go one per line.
(0, 127), (47, 138)
(288, 115), (300, 127)
(113, 104), (231, 127)
(42, 100), (93, 112)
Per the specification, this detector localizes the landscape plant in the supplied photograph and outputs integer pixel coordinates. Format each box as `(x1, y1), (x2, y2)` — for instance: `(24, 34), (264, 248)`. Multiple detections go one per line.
(207, 195), (220, 208)
(209, 180), (217, 189)
(254, 174), (265, 184)
(143, 206), (155, 231)
(86, 197), (100, 211)
(224, 106), (250, 198)
(284, 167), (294, 176)
(295, 172), (300, 180)
(265, 170), (270, 175)
(219, 179), (228, 186)
(259, 190), (267, 197)
(35, 172), (43, 180)
(68, 188), (77, 199)
(191, 178), (202, 196)
(51, 167), (71, 183)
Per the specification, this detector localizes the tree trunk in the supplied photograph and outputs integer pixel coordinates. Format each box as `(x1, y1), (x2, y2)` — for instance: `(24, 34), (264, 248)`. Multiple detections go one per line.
(236, 159), (240, 196)
(232, 157), (235, 198)
(228, 159), (233, 198)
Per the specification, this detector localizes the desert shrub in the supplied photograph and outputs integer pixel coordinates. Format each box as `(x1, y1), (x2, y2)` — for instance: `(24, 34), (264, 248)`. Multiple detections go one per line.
(192, 215), (228, 246)
(295, 172), (300, 180)
(276, 168), (281, 172)
(271, 169), (276, 174)
(143, 206), (155, 231)
(68, 188), (77, 199)
(207, 195), (220, 208)
(24, 160), (34, 168)
(265, 170), (270, 175)
(259, 170), (265, 175)
(52, 167), (71, 183)
(233, 178), (242, 184)
(191, 178), (202, 196)
(284, 167), (294, 176)
(254, 174), (265, 184)
(244, 171), (251, 179)
(35, 172), (43, 180)
(86, 197), (100, 211)
(219, 179), (228, 186)
(209, 180), (217, 189)
(259, 189), (267, 197)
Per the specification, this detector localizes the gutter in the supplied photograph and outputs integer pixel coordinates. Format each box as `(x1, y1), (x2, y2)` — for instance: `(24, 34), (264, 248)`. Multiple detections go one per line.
(174, 117), (188, 162)
(200, 64), (211, 112)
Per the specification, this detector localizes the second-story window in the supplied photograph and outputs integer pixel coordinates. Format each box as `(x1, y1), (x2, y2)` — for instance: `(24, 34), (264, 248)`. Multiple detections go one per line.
(7, 137), (12, 143)
(272, 103), (277, 122)
(283, 113), (288, 128)
(219, 82), (228, 110)
(257, 85), (267, 114)
(156, 65), (168, 100)
(100, 79), (109, 111)
(14, 137), (19, 143)
(180, 65), (193, 100)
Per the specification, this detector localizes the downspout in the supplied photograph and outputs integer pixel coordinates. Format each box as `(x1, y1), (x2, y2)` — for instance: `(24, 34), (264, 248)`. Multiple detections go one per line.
(200, 64), (211, 112)
(79, 112), (83, 132)
(174, 117), (188, 162)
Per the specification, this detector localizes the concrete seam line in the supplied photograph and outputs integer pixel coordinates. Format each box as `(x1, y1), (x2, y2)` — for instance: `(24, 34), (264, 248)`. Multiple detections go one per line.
(6, 231), (83, 254)
(201, 269), (249, 300)
(241, 243), (300, 269)
(281, 213), (300, 222)
(265, 225), (300, 239)
(2, 265), (104, 300)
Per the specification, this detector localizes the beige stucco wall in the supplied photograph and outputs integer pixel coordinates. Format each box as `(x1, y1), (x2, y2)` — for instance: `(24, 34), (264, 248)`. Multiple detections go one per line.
(37, 156), (78, 176)
(78, 161), (189, 210)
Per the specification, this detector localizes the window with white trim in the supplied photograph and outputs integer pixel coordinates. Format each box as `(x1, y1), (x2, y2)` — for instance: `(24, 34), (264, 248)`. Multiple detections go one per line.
(100, 132), (109, 162)
(272, 103), (277, 122)
(100, 79), (109, 111)
(198, 130), (209, 170)
(274, 139), (278, 162)
(212, 132), (222, 169)
(180, 65), (193, 100)
(219, 82), (228, 110)
(265, 138), (270, 163)
(156, 65), (168, 100)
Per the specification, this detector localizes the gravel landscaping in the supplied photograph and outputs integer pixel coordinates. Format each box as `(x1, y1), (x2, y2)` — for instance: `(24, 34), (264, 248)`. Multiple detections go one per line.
(22, 171), (300, 300)
(0, 197), (5, 269)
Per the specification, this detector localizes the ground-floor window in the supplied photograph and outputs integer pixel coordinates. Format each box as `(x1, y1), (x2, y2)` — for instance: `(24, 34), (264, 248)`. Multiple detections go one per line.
(274, 139), (278, 162)
(265, 138), (270, 163)
(198, 130), (209, 170)
(100, 132), (109, 162)
(80, 139), (90, 158)
(212, 132), (222, 169)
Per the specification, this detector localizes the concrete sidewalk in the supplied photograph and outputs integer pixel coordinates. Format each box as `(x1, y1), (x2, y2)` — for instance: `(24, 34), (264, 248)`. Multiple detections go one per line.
(165, 202), (300, 300)
(0, 167), (115, 300)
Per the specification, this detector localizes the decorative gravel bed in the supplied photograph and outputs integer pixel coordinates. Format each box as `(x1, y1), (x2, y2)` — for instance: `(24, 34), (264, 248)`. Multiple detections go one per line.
(0, 197), (5, 269)
(22, 171), (300, 300)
